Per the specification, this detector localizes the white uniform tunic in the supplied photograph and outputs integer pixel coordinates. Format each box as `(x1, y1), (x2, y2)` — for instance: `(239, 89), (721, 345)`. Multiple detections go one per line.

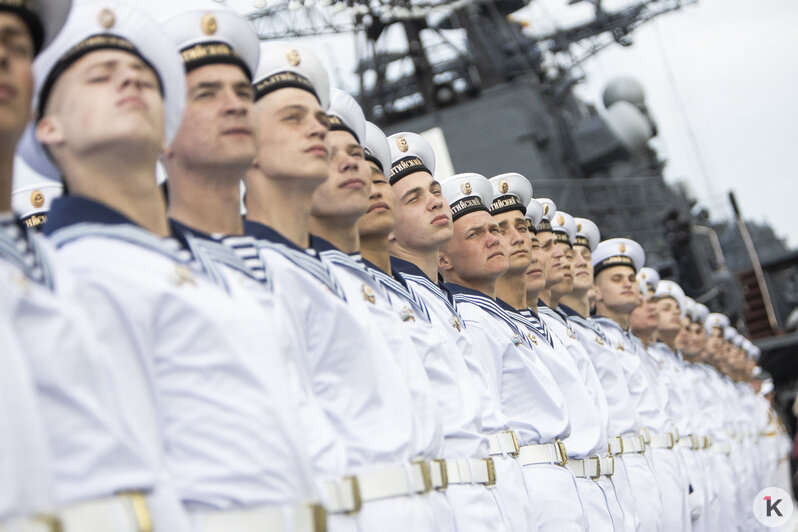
(559, 306), (654, 532)
(44, 197), (315, 517)
(390, 257), (514, 532)
(0, 231), (51, 520)
(447, 283), (585, 532)
(593, 316), (688, 532)
(309, 236), (449, 532)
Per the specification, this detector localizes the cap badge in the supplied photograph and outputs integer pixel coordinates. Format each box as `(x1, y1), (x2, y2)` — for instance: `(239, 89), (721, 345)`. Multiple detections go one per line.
(619, 243), (626, 253)
(577, 223), (582, 231)
(461, 181), (472, 195)
(499, 180), (509, 194)
(30, 190), (44, 209)
(201, 14), (218, 35)
(556, 214), (564, 226)
(641, 272), (646, 279)
(543, 204), (550, 215)
(396, 136), (409, 153)
(361, 283), (375, 304)
(286, 49), (301, 66)
(98, 8), (115, 29)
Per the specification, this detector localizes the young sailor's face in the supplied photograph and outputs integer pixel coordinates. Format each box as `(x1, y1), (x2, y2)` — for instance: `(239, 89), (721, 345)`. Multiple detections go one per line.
(357, 161), (395, 238)
(571, 245), (593, 291)
(310, 129), (370, 220)
(443, 210), (508, 283)
(253, 87), (329, 182)
(594, 265), (639, 314)
(493, 210), (531, 274)
(38, 49), (165, 155)
(655, 297), (682, 334)
(0, 13), (34, 140)
(391, 171), (453, 252)
(169, 63), (256, 169)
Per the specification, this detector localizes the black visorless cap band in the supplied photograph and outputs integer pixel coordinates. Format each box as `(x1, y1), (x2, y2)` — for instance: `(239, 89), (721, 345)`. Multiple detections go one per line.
(553, 231), (572, 247)
(327, 114), (359, 143)
(0, 1), (44, 54)
(253, 70), (319, 104)
(526, 219), (538, 234)
(20, 212), (47, 229)
(573, 235), (589, 247)
(593, 255), (635, 277)
(363, 147), (383, 172)
(389, 156), (430, 185)
(180, 41), (252, 80)
(536, 219), (552, 233)
(450, 196), (488, 222)
(489, 194), (525, 215)
(37, 34), (164, 119)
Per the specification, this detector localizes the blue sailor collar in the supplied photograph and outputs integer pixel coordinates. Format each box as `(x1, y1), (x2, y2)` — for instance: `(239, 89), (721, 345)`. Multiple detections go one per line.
(308, 234), (339, 254)
(559, 304), (583, 318)
(389, 256), (427, 281)
(445, 282), (492, 299)
(496, 297), (522, 315)
(43, 195), (138, 235)
(245, 220), (313, 255)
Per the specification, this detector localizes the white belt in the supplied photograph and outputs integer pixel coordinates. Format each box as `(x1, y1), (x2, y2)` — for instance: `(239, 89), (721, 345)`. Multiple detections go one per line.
(322, 461), (432, 514)
(678, 434), (701, 450)
(566, 457), (601, 479)
(608, 435), (646, 455)
(429, 458), (496, 489)
(0, 516), (59, 532)
(58, 491), (152, 532)
(647, 432), (676, 450)
(488, 431), (568, 466)
(712, 442), (732, 455)
(191, 503), (325, 532)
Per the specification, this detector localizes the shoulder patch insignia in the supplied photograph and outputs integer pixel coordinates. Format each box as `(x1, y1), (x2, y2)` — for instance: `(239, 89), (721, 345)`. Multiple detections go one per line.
(450, 314), (461, 331)
(400, 307), (415, 322)
(511, 334), (523, 346)
(361, 283), (376, 304)
(169, 264), (196, 287)
(527, 333), (538, 345)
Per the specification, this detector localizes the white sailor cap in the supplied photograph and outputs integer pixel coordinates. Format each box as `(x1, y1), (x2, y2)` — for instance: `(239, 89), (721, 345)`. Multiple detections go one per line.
(761, 377), (773, 395)
(723, 326), (737, 342)
(18, 1), (187, 182)
(535, 197), (557, 233)
(731, 332), (746, 348)
(573, 217), (600, 251)
(636, 267), (660, 295)
(0, 0), (71, 55)
(162, 8), (259, 80)
(550, 211), (576, 247)
(705, 313), (730, 335)
(363, 121), (390, 178)
(489, 173), (532, 216)
(592, 238), (645, 276)
(11, 182), (62, 230)
(683, 297), (697, 322)
(525, 198), (544, 232)
(655, 280), (686, 317)
(746, 342), (762, 362)
(327, 88), (365, 144)
(387, 132), (436, 185)
(693, 302), (710, 324)
(253, 41), (329, 109)
(440, 172), (494, 222)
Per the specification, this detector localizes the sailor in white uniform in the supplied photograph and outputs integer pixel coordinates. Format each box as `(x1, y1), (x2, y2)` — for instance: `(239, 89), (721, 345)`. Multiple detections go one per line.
(385, 132), (518, 531)
(591, 239), (686, 531)
(438, 172), (586, 531)
(489, 179), (619, 531)
(306, 88), (451, 531)
(20, 3), (319, 529)
(556, 216), (647, 532)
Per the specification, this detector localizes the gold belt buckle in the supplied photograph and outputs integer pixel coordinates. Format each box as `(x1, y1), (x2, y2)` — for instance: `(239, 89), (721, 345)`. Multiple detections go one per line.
(310, 502), (328, 532)
(666, 432), (675, 449)
(555, 440), (568, 466)
(413, 459), (433, 494)
(343, 475), (363, 515)
(506, 430), (520, 457)
(34, 515), (63, 532)
(606, 455), (615, 476)
(590, 456), (601, 480)
(433, 458), (448, 491)
(636, 435), (646, 454)
(116, 491), (153, 532)
(483, 458), (496, 486)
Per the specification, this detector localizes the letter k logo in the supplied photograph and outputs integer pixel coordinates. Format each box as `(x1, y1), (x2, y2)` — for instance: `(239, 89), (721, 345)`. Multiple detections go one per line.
(765, 496), (783, 517)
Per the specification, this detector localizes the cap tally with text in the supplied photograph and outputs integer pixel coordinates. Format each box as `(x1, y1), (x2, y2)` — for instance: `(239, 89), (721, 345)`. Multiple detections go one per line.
(327, 88), (365, 144)
(18, 1), (187, 182)
(387, 132), (436, 186)
(550, 211), (576, 246)
(440, 173), (493, 222)
(535, 197), (557, 233)
(705, 313), (730, 335)
(655, 280), (686, 317)
(488, 173), (532, 216)
(573, 217), (600, 251)
(162, 8), (260, 80)
(0, 0), (72, 55)
(12, 182), (62, 230)
(592, 238), (645, 276)
(363, 122), (390, 178)
(525, 199), (544, 232)
(253, 41), (329, 108)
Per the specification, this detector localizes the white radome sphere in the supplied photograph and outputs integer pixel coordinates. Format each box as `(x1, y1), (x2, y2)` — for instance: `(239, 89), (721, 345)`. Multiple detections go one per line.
(605, 101), (654, 152)
(603, 76), (646, 109)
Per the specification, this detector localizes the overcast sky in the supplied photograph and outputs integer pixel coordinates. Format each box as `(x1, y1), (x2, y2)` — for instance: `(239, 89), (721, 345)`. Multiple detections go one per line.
(16, 0), (797, 248)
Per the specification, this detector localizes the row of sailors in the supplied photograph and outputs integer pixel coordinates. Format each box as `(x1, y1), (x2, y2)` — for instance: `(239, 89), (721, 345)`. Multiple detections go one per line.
(0, 1), (789, 531)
